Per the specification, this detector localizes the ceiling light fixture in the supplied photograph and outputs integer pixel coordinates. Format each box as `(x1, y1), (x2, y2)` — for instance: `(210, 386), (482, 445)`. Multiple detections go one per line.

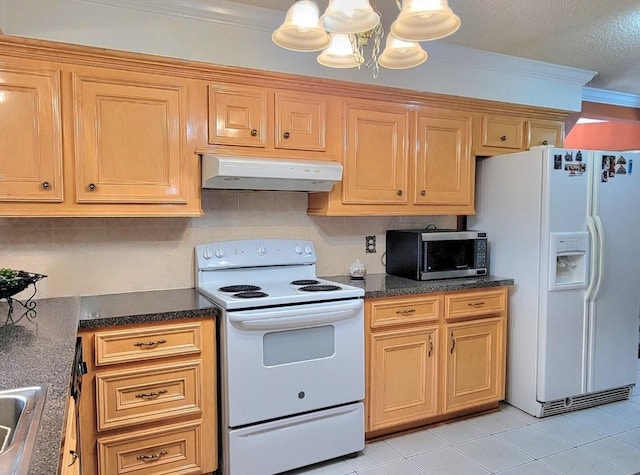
(272, 0), (460, 78)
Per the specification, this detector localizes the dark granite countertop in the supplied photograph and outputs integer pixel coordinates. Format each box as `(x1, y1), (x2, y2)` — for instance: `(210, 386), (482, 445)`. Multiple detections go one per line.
(323, 273), (514, 298)
(0, 288), (218, 475)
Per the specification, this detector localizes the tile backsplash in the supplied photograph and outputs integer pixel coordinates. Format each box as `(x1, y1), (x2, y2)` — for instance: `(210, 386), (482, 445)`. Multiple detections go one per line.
(0, 190), (454, 298)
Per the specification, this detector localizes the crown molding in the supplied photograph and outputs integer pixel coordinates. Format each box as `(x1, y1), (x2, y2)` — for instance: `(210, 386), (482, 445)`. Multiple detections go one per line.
(80, 0), (281, 31)
(582, 87), (640, 108)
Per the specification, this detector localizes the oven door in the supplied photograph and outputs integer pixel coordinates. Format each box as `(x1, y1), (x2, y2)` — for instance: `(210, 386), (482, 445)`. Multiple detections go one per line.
(221, 298), (364, 428)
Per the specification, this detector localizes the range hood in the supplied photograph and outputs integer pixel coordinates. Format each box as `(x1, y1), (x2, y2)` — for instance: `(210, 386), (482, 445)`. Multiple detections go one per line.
(201, 154), (343, 192)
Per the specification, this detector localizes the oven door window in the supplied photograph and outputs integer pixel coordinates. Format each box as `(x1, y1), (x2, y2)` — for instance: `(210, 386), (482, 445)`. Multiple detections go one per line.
(423, 240), (474, 272)
(263, 325), (335, 366)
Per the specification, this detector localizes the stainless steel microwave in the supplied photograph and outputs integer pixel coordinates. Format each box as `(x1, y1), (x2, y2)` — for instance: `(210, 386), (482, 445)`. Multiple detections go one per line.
(386, 229), (488, 280)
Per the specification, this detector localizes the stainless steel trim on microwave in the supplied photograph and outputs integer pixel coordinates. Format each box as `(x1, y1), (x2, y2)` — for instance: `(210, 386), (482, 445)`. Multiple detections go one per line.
(420, 230), (481, 241)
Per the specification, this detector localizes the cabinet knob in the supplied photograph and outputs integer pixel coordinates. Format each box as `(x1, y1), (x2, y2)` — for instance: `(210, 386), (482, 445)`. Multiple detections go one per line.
(397, 190), (403, 196)
(542, 140), (549, 145)
(87, 183), (97, 191)
(251, 129), (258, 137)
(283, 131), (290, 139)
(420, 190), (426, 196)
(41, 181), (51, 190)
(500, 135), (507, 141)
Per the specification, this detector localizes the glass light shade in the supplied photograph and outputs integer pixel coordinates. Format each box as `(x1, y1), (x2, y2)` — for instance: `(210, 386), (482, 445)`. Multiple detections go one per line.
(391, 0), (461, 41)
(317, 33), (361, 68)
(321, 0), (380, 34)
(272, 0), (330, 52)
(378, 34), (428, 69)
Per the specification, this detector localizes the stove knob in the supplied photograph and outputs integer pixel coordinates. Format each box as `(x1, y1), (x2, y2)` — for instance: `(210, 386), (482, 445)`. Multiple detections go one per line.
(214, 247), (225, 259)
(294, 244), (303, 255)
(303, 244), (313, 256)
(203, 248), (212, 260)
(256, 244), (266, 256)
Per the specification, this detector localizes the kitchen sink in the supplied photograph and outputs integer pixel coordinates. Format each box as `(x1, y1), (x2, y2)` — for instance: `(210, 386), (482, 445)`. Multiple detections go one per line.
(0, 385), (47, 475)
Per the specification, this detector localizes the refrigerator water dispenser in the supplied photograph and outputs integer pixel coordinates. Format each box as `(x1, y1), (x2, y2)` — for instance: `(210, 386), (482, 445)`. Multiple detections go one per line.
(549, 232), (589, 291)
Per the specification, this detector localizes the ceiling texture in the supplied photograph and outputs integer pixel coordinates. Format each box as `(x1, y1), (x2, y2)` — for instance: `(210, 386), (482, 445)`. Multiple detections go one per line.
(230, 0), (640, 98)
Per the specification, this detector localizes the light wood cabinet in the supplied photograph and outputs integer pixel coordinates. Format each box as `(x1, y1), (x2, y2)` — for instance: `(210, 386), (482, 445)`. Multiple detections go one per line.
(444, 318), (503, 413)
(79, 319), (217, 475)
(414, 109), (474, 214)
(474, 114), (565, 156)
(308, 103), (474, 216)
(60, 397), (80, 475)
(0, 65), (64, 202)
(73, 72), (188, 204)
(343, 100), (409, 205)
(365, 287), (507, 438)
(0, 41), (203, 217)
(208, 83), (335, 158)
(527, 119), (565, 148)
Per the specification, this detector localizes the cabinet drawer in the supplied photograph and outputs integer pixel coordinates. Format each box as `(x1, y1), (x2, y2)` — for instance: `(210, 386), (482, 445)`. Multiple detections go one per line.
(445, 288), (507, 320)
(369, 296), (441, 328)
(96, 360), (202, 431)
(480, 116), (525, 149)
(94, 322), (202, 366)
(97, 421), (202, 475)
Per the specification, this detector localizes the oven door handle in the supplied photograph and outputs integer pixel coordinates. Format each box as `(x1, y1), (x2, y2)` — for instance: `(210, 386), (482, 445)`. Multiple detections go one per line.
(228, 301), (362, 331)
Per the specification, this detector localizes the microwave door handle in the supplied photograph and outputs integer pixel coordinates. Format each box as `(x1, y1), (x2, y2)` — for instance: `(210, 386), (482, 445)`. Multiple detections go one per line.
(229, 306), (361, 331)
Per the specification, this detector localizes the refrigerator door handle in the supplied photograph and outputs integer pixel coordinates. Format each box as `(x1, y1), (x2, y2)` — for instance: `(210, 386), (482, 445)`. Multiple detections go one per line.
(592, 215), (606, 300)
(585, 216), (599, 301)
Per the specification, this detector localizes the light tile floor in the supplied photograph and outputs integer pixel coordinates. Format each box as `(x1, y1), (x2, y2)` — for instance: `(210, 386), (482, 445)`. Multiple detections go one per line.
(288, 362), (640, 475)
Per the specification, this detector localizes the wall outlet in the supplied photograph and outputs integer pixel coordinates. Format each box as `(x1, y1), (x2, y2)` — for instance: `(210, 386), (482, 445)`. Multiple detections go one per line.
(365, 236), (376, 253)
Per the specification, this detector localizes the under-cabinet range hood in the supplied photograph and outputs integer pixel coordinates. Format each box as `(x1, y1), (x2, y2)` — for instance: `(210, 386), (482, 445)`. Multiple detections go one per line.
(201, 154), (343, 192)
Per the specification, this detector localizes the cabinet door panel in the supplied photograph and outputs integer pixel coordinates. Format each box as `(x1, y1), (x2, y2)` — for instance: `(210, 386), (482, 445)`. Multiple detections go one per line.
(73, 73), (187, 203)
(528, 120), (564, 148)
(368, 326), (438, 431)
(208, 84), (267, 147)
(275, 92), (326, 151)
(344, 104), (408, 204)
(0, 66), (63, 201)
(444, 318), (503, 412)
(415, 113), (472, 206)
(480, 115), (525, 149)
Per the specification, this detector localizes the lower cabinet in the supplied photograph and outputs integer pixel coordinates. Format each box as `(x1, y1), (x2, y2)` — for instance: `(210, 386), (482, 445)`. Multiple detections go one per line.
(78, 318), (217, 475)
(60, 396), (80, 475)
(365, 287), (507, 437)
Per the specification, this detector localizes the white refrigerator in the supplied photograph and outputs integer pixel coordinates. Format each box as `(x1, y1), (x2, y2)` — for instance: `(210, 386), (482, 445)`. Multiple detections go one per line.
(469, 146), (640, 417)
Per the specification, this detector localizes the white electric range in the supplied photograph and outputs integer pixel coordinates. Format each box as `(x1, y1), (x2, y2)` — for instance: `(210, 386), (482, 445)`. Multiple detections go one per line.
(195, 239), (365, 475)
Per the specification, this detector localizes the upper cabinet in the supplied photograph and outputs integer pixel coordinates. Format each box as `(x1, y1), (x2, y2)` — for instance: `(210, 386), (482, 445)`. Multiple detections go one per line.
(527, 119), (565, 148)
(473, 114), (564, 156)
(0, 65), (64, 202)
(0, 39), (205, 217)
(0, 35), (569, 218)
(414, 109), (474, 214)
(342, 100), (409, 205)
(73, 70), (188, 205)
(308, 102), (474, 216)
(208, 83), (336, 159)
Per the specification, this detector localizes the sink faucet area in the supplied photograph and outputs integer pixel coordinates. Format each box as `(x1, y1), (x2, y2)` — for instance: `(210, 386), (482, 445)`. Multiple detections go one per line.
(0, 385), (48, 475)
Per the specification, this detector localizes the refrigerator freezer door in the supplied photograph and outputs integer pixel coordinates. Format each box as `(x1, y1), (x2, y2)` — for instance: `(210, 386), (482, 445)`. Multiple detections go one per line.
(588, 152), (640, 393)
(537, 148), (592, 402)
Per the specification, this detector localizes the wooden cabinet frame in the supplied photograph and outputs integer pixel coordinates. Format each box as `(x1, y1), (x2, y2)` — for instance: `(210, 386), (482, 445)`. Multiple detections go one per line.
(365, 287), (508, 438)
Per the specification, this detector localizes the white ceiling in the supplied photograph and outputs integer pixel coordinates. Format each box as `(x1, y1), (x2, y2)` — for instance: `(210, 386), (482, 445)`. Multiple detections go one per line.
(230, 0), (640, 98)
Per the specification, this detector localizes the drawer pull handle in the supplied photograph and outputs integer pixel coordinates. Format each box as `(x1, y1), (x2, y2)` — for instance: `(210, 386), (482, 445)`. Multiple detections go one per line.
(468, 301), (486, 308)
(133, 339), (167, 348)
(395, 309), (416, 315)
(135, 389), (168, 399)
(450, 331), (455, 354)
(136, 450), (169, 462)
(67, 450), (79, 467)
(500, 135), (507, 141)
(542, 140), (549, 145)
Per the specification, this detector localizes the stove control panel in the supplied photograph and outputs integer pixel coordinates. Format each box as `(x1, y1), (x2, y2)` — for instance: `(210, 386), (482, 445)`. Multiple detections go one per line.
(195, 239), (317, 271)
